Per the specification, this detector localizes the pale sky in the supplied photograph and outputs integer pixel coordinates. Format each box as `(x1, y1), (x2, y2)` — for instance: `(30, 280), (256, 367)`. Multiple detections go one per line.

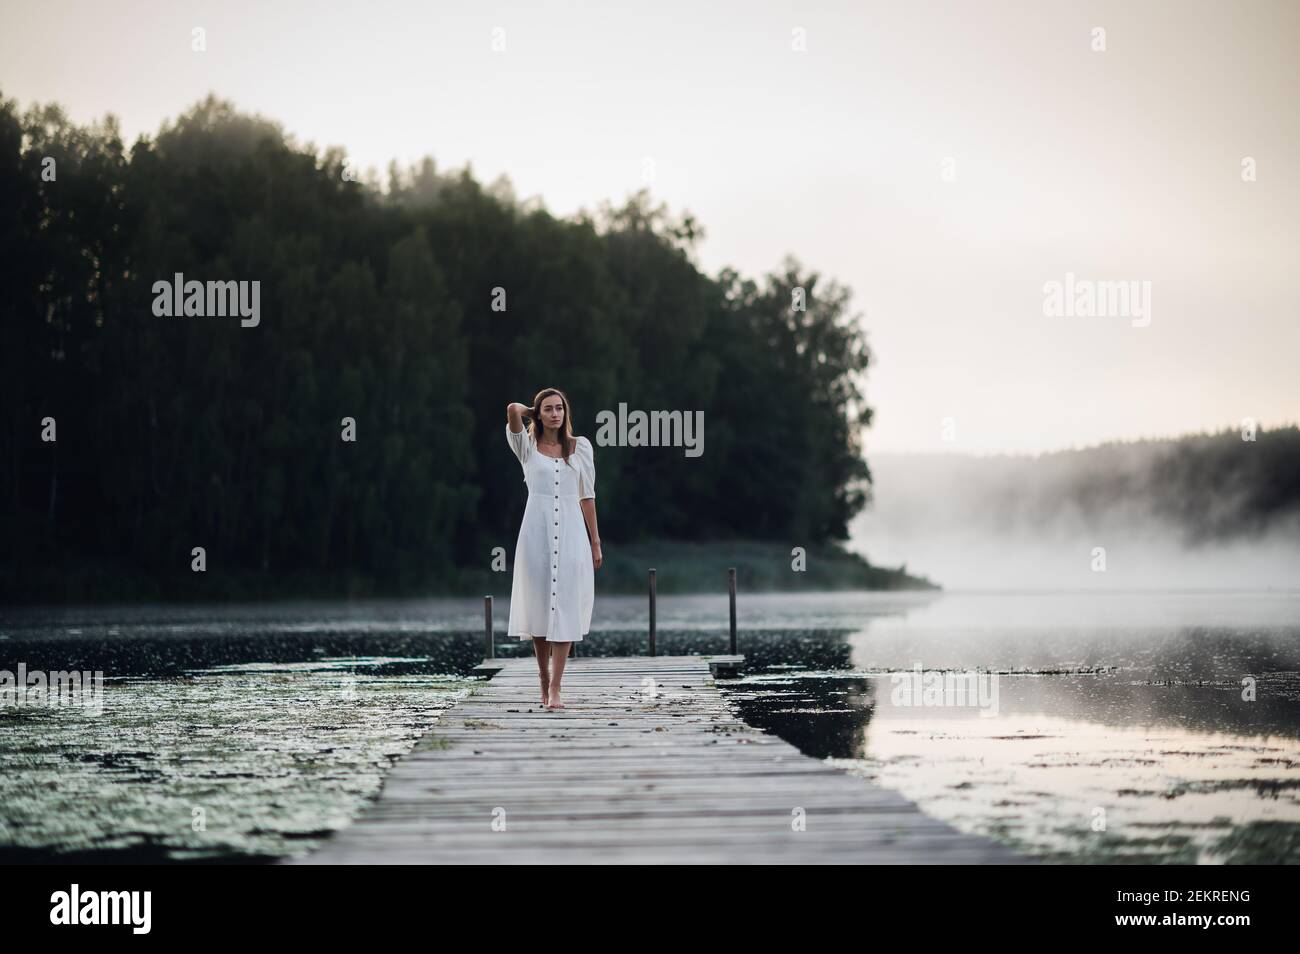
(3, 0), (1297, 453)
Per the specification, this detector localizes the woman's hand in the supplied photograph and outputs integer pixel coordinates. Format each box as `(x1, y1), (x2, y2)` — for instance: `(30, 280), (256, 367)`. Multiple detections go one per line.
(506, 402), (533, 431)
(591, 540), (602, 570)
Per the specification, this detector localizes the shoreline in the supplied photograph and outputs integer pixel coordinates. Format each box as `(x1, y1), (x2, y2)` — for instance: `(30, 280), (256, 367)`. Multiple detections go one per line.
(1, 538), (939, 608)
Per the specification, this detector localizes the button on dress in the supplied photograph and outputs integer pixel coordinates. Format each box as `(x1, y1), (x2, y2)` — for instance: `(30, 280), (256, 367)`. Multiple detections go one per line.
(505, 424), (596, 642)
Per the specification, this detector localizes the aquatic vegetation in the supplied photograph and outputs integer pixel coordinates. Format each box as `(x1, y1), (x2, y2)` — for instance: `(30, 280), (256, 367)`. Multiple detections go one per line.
(0, 657), (471, 862)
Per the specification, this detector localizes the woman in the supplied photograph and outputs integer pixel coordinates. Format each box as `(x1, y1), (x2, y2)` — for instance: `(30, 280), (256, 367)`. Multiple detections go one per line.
(505, 389), (602, 709)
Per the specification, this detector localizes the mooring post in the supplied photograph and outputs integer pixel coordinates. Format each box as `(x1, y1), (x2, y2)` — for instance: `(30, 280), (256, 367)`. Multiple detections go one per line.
(648, 568), (657, 657)
(484, 595), (494, 660)
(728, 567), (737, 655)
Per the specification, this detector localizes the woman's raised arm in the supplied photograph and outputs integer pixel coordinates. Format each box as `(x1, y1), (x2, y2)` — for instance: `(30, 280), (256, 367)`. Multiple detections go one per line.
(506, 402), (531, 433)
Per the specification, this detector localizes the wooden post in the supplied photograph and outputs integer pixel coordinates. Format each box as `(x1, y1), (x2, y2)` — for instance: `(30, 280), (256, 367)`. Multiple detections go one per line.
(728, 567), (737, 655)
(648, 568), (657, 657)
(484, 595), (494, 660)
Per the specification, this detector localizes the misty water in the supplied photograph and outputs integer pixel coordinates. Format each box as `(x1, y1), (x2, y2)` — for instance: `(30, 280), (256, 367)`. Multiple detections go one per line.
(2, 590), (1297, 863)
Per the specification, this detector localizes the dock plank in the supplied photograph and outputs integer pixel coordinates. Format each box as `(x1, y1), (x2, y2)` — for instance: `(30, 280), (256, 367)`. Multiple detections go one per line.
(284, 656), (1029, 864)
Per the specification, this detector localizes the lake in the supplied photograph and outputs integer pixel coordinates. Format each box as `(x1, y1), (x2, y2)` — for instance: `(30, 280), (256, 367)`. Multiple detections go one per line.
(2, 590), (1297, 863)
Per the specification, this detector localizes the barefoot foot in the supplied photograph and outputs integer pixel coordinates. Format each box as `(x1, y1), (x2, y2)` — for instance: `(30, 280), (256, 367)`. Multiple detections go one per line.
(537, 672), (550, 705)
(546, 692), (565, 709)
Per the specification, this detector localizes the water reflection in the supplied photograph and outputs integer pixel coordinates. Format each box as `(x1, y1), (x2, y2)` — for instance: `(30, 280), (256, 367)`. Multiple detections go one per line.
(2, 590), (1298, 863)
(713, 590), (1300, 863)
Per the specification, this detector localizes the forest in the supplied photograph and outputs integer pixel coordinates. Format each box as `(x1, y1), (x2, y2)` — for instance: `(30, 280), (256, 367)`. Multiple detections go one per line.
(0, 92), (879, 601)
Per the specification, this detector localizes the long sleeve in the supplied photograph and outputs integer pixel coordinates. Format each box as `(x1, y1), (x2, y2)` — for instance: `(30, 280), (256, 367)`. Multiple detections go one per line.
(576, 436), (596, 500)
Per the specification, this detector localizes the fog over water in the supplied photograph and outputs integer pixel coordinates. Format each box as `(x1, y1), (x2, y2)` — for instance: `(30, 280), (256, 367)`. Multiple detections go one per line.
(850, 450), (1300, 590)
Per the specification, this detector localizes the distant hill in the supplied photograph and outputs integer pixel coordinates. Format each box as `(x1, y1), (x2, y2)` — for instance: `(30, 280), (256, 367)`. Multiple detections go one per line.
(851, 425), (1300, 590)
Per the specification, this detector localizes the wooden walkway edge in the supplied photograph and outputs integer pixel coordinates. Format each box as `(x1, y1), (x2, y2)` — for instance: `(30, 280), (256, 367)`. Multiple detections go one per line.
(284, 655), (1029, 864)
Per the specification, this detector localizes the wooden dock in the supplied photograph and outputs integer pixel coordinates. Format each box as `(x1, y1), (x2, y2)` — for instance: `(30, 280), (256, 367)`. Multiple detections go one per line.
(285, 655), (1028, 864)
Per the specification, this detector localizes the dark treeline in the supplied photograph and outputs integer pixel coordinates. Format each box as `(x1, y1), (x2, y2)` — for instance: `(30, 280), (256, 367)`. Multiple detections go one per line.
(1013, 425), (1300, 545)
(866, 425), (1300, 547)
(0, 93), (876, 602)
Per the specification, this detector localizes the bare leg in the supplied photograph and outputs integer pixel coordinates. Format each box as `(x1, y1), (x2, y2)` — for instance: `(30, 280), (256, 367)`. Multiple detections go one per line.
(546, 641), (571, 708)
(531, 637), (550, 704)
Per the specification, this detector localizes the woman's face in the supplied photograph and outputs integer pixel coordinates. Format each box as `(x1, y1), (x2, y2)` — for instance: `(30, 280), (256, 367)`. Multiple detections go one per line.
(539, 396), (565, 433)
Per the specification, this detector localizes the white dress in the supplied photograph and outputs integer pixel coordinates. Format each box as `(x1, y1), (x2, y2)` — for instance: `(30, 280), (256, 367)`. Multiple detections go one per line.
(505, 424), (596, 642)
